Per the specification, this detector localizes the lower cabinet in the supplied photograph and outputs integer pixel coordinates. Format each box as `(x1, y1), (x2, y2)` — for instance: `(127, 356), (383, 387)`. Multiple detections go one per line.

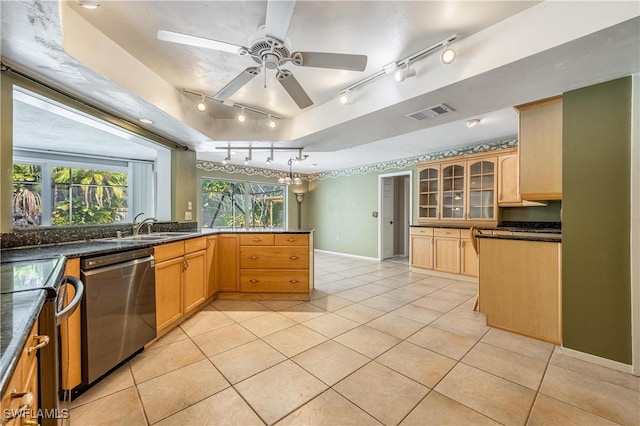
(206, 235), (218, 298)
(478, 238), (562, 344)
(154, 237), (207, 334)
(1, 321), (41, 426)
(411, 227), (478, 278)
(216, 234), (239, 291)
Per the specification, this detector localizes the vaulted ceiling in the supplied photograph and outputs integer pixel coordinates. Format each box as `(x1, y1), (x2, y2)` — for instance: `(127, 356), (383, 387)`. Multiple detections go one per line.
(1, 1), (639, 172)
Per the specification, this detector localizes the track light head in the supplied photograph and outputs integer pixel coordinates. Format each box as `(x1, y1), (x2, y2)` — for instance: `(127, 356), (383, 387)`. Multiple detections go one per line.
(394, 66), (416, 82)
(441, 46), (456, 65)
(238, 107), (246, 122)
(197, 96), (206, 112)
(466, 118), (481, 128)
(339, 91), (353, 105)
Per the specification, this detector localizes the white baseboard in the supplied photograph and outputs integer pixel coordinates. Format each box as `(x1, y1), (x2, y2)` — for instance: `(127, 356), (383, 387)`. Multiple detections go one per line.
(558, 346), (635, 375)
(314, 249), (379, 262)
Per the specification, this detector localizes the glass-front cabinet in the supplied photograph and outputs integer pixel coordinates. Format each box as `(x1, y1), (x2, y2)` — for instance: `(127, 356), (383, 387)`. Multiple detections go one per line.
(441, 163), (466, 220)
(417, 153), (499, 224)
(467, 160), (496, 220)
(418, 166), (439, 219)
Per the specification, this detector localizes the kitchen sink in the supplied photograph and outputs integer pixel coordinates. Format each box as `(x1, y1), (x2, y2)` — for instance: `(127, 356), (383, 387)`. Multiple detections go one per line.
(97, 232), (199, 243)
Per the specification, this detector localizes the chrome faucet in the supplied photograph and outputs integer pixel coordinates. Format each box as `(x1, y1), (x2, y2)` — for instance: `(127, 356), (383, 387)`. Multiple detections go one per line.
(132, 213), (158, 236)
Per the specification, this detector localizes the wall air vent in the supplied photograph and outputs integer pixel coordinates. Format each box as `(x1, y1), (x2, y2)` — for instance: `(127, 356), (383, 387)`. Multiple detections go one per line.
(405, 103), (455, 121)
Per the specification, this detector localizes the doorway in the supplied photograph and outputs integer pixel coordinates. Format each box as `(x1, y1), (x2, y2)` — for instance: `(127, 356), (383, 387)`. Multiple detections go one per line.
(379, 171), (412, 261)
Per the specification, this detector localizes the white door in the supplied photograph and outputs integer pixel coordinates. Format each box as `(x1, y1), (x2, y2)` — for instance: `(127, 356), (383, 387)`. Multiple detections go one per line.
(382, 177), (394, 259)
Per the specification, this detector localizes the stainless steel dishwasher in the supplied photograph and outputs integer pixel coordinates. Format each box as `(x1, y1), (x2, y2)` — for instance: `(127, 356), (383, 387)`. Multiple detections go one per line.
(80, 247), (156, 386)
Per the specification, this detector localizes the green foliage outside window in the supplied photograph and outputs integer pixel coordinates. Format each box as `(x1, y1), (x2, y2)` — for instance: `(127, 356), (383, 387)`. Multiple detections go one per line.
(202, 179), (285, 228)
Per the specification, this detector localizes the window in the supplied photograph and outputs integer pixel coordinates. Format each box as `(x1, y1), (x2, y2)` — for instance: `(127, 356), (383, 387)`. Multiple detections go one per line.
(12, 161), (130, 228)
(201, 179), (286, 228)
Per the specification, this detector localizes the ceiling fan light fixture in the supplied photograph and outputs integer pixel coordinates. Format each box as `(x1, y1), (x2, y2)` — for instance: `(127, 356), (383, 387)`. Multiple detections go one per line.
(440, 46), (456, 65)
(197, 96), (207, 112)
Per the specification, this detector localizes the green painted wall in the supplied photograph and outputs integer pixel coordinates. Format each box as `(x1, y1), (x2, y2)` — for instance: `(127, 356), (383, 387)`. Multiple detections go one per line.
(173, 149), (197, 223)
(563, 77), (632, 364)
(307, 167), (411, 258)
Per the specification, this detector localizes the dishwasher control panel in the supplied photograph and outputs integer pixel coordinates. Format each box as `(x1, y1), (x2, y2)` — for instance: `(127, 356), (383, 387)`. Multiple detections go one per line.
(81, 248), (154, 270)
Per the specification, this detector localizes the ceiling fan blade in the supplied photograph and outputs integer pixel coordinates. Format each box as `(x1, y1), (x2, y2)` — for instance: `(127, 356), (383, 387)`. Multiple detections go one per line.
(291, 52), (368, 71)
(213, 67), (261, 101)
(265, 0), (297, 41)
(157, 30), (244, 55)
(276, 69), (313, 109)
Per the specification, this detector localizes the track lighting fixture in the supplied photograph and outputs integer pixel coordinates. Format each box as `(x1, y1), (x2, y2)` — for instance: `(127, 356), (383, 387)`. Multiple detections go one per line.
(197, 96), (206, 112)
(266, 148), (274, 164)
(221, 146), (231, 164)
(268, 115), (276, 128)
(238, 107), (246, 122)
(339, 90), (353, 105)
(217, 146), (307, 171)
(338, 34), (457, 94)
(394, 65), (416, 82)
(440, 46), (456, 65)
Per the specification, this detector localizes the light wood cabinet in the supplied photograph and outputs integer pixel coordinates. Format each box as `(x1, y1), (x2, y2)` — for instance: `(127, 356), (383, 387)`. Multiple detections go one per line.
(515, 95), (563, 200)
(1, 321), (40, 426)
(241, 233), (310, 295)
(498, 152), (521, 205)
(410, 227), (433, 269)
(154, 237), (208, 334)
(60, 257), (82, 392)
(216, 234), (239, 291)
(460, 229), (478, 277)
(433, 228), (461, 274)
(206, 236), (217, 298)
(478, 238), (562, 344)
(418, 152), (501, 225)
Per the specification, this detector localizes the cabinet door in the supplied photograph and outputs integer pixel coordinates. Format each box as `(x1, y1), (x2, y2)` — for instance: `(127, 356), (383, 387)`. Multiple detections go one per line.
(217, 234), (239, 291)
(410, 235), (433, 269)
(441, 163), (466, 220)
(206, 236), (217, 298)
(498, 153), (520, 204)
(434, 237), (461, 274)
(460, 238), (478, 277)
(155, 257), (184, 333)
(60, 258), (82, 391)
(184, 250), (207, 314)
(517, 96), (562, 200)
(467, 158), (497, 221)
(418, 165), (440, 221)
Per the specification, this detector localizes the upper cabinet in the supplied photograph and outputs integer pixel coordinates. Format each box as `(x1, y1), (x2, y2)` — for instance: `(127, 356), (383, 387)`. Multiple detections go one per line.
(418, 153), (499, 225)
(515, 96), (563, 200)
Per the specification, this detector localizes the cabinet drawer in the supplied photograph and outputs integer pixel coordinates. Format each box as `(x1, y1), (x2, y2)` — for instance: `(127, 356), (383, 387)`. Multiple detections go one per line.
(411, 227), (434, 236)
(240, 234), (274, 246)
(240, 270), (309, 293)
(154, 241), (185, 262)
(185, 236), (207, 253)
(274, 234), (309, 246)
(434, 228), (461, 238)
(240, 247), (309, 269)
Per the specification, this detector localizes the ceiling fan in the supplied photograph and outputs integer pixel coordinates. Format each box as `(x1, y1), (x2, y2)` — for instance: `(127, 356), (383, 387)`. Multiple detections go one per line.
(157, 0), (367, 109)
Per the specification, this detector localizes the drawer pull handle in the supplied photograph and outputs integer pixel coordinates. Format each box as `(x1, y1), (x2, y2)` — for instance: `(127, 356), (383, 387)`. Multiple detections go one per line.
(287, 238), (295, 242)
(289, 256), (299, 260)
(28, 334), (49, 354)
(250, 256), (259, 260)
(289, 280), (299, 284)
(249, 279), (260, 284)
(252, 238), (262, 242)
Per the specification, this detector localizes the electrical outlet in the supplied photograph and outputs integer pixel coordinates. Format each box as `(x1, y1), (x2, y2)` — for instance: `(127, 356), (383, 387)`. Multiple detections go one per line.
(184, 211), (193, 220)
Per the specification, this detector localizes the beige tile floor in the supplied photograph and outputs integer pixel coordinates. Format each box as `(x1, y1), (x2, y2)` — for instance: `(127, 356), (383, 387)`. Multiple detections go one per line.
(69, 251), (640, 425)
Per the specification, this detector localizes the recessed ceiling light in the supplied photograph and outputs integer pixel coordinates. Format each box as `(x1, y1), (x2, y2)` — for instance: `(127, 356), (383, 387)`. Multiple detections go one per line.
(138, 118), (154, 124)
(77, 0), (100, 9)
(465, 118), (481, 128)
(310, 163), (318, 168)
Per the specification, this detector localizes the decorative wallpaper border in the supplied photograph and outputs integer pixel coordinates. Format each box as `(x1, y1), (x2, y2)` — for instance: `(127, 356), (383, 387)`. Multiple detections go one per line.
(196, 138), (518, 182)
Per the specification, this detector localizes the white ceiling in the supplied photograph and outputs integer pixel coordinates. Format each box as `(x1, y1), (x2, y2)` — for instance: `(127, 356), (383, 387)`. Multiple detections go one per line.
(1, 1), (639, 173)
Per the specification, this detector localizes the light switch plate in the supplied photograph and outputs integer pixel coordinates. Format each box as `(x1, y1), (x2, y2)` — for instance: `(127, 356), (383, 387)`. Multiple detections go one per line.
(184, 211), (193, 220)
(187, 201), (192, 210)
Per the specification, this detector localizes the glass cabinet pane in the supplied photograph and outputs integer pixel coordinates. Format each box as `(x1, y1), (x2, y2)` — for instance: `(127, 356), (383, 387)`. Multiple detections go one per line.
(468, 160), (495, 219)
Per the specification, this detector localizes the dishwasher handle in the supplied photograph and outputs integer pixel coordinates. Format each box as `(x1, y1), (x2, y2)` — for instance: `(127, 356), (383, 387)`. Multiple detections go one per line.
(56, 276), (84, 326)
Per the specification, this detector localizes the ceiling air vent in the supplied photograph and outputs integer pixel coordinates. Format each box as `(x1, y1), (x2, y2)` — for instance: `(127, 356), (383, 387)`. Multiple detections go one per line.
(406, 103), (455, 121)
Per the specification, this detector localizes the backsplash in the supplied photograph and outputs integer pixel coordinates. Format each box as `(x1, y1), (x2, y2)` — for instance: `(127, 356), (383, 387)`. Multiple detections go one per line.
(0, 222), (198, 249)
